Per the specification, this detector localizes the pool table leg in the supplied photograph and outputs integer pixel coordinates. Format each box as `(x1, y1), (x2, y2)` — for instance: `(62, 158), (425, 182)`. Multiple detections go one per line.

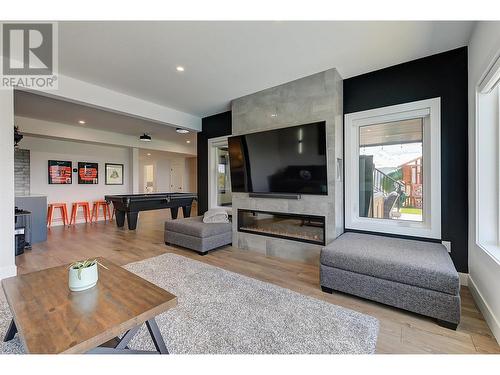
(127, 212), (138, 230)
(115, 210), (126, 228)
(170, 207), (179, 220)
(182, 205), (192, 218)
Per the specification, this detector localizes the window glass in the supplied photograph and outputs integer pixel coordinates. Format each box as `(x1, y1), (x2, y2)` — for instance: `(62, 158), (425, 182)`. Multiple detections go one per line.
(216, 146), (232, 207)
(359, 118), (423, 222)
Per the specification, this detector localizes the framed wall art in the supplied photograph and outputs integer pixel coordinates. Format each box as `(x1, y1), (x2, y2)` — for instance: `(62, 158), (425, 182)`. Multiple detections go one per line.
(105, 163), (124, 185)
(78, 162), (99, 184)
(48, 160), (72, 184)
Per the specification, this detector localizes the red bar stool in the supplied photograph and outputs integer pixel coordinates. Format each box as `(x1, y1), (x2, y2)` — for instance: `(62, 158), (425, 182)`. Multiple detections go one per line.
(47, 203), (69, 227)
(69, 202), (91, 225)
(106, 202), (115, 222)
(92, 200), (108, 223)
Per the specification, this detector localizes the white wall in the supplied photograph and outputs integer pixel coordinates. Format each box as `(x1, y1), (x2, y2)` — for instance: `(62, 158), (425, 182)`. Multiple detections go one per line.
(156, 159), (171, 192)
(0, 89), (16, 280)
(131, 148), (139, 194)
(21, 136), (131, 225)
(468, 21), (500, 343)
(186, 157), (197, 193)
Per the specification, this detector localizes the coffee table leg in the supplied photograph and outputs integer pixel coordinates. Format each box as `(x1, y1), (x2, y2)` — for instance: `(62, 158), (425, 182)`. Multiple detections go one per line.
(115, 325), (141, 350)
(146, 318), (168, 354)
(87, 318), (169, 354)
(3, 320), (17, 342)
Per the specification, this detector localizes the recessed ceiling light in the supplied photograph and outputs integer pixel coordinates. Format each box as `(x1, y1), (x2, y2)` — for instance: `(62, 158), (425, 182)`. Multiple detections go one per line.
(176, 128), (189, 134)
(140, 133), (152, 142)
(186, 140), (191, 144)
(78, 120), (86, 124)
(147, 153), (151, 156)
(176, 66), (185, 72)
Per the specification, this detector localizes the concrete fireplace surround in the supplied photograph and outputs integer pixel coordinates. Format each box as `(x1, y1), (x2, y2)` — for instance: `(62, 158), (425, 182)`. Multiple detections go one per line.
(231, 69), (344, 263)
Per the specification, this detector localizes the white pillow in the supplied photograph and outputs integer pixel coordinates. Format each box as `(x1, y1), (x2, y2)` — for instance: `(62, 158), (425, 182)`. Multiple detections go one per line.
(203, 209), (229, 223)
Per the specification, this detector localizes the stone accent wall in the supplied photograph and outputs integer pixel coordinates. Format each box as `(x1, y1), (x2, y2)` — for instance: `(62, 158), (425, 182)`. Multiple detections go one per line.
(14, 149), (30, 196)
(231, 69), (343, 264)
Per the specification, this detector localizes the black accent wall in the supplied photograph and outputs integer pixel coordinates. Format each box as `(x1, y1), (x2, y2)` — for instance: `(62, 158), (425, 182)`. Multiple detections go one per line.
(197, 111), (232, 214)
(343, 47), (469, 272)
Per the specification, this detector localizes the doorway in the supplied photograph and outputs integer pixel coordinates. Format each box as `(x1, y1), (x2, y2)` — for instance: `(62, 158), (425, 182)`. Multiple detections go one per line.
(170, 160), (184, 192)
(144, 164), (155, 193)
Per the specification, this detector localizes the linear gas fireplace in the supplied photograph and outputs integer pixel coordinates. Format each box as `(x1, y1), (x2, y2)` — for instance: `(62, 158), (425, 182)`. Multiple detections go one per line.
(237, 209), (325, 245)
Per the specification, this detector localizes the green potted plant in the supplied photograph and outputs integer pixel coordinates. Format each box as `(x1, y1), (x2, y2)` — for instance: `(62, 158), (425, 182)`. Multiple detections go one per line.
(68, 259), (108, 292)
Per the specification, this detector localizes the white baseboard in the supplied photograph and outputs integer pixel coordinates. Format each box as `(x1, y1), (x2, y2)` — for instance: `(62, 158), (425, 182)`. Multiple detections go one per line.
(0, 264), (17, 281)
(468, 275), (500, 345)
(459, 272), (469, 286)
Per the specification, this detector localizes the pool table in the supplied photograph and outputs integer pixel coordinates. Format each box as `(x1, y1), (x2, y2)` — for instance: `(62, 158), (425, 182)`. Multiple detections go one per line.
(105, 193), (197, 230)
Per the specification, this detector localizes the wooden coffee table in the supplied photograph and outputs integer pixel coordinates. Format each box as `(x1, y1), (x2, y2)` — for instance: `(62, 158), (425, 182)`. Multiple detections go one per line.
(2, 258), (177, 354)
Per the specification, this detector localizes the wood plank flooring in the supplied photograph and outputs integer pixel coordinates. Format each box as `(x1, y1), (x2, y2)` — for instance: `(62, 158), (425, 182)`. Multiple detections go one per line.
(14, 208), (500, 354)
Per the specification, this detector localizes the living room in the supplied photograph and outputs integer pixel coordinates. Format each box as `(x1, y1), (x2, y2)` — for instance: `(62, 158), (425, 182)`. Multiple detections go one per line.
(1, 2), (500, 373)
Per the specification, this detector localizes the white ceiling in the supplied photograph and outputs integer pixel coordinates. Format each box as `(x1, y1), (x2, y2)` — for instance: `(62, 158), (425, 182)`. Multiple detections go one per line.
(14, 90), (196, 144)
(58, 21), (475, 117)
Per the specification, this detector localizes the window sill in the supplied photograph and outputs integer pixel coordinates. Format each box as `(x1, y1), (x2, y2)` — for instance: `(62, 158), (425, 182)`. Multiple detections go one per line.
(346, 216), (441, 240)
(477, 242), (500, 266)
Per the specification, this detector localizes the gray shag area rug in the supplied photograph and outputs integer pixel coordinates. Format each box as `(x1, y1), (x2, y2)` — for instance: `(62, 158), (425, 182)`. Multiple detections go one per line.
(0, 253), (379, 354)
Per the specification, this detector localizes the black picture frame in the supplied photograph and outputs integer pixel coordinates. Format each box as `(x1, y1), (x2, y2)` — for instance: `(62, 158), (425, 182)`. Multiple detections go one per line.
(105, 163), (124, 185)
(78, 162), (99, 184)
(48, 160), (72, 184)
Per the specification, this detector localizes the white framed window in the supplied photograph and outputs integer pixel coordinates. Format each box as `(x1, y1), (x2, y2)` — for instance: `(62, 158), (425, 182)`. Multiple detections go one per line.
(345, 98), (441, 239)
(475, 53), (500, 261)
(208, 136), (232, 211)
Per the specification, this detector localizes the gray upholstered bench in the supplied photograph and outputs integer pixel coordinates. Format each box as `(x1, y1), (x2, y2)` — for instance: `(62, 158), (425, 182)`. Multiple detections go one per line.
(320, 232), (461, 329)
(164, 216), (232, 255)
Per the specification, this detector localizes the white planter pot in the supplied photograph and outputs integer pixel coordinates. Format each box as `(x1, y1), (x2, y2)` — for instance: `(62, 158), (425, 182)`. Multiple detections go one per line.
(68, 263), (98, 292)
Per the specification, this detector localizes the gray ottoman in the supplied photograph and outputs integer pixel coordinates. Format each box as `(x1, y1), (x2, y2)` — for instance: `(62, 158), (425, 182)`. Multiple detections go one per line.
(320, 232), (461, 329)
(164, 216), (232, 255)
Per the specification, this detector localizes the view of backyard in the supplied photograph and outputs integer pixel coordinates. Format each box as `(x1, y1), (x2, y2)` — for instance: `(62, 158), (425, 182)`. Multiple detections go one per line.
(359, 119), (424, 222)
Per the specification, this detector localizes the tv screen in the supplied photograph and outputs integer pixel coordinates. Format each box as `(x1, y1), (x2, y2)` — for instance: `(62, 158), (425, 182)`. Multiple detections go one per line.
(228, 121), (327, 195)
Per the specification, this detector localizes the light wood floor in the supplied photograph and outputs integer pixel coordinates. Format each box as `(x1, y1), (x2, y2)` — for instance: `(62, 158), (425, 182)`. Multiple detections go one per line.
(15, 209), (500, 354)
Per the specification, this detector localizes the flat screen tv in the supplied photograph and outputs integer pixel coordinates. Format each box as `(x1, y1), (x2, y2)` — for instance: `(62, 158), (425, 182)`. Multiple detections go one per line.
(228, 121), (327, 195)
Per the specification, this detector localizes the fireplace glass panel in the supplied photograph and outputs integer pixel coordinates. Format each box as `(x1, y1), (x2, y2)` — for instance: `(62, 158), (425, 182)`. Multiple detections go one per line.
(237, 209), (325, 245)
